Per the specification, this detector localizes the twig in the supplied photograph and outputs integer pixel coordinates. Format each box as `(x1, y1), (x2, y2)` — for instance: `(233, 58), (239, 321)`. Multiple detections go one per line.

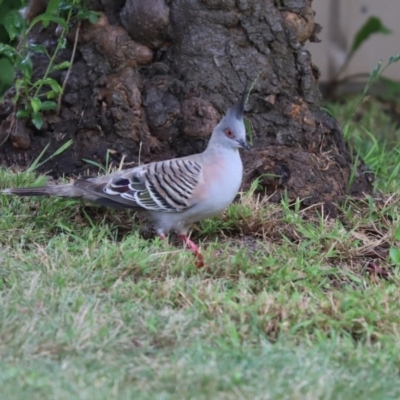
(0, 104), (17, 149)
(0, 123), (12, 149)
(57, 21), (81, 116)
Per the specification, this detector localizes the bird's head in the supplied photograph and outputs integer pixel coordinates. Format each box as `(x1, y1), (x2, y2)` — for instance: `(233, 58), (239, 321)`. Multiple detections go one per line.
(210, 86), (251, 151)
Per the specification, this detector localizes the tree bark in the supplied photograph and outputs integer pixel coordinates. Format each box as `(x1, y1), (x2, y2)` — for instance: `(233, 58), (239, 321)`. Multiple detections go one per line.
(0, 0), (373, 206)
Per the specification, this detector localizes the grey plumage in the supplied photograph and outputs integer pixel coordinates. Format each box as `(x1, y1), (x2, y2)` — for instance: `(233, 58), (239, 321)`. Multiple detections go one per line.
(3, 89), (250, 267)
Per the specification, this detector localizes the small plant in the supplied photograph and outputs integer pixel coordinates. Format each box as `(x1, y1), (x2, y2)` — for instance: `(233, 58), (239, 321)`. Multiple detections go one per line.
(389, 227), (400, 266)
(333, 16), (392, 83)
(334, 54), (400, 191)
(83, 149), (114, 174)
(342, 55), (400, 132)
(0, 0), (98, 130)
(27, 138), (73, 172)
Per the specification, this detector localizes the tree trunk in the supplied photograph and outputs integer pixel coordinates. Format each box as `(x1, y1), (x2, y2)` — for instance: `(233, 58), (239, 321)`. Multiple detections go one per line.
(0, 0), (373, 206)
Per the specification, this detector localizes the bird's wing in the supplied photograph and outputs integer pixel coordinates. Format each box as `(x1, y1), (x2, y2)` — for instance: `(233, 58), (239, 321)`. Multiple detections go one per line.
(74, 158), (203, 212)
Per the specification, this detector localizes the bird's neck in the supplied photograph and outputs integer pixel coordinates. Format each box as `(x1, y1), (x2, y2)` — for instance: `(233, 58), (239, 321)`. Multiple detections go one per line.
(204, 137), (239, 156)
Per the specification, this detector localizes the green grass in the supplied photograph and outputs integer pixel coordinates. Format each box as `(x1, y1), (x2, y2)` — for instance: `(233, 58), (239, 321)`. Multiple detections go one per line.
(326, 96), (400, 191)
(2, 98), (400, 399)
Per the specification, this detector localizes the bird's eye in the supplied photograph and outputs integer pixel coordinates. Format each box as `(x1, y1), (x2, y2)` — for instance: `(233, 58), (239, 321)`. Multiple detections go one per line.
(224, 128), (235, 139)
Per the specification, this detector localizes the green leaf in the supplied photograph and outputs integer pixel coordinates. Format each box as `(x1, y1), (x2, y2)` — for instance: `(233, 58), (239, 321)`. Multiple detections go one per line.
(29, 14), (68, 30)
(0, 43), (17, 60)
(27, 142), (51, 172)
(361, 60), (383, 98)
(389, 54), (400, 65)
(350, 16), (391, 54)
(77, 10), (100, 24)
(4, 10), (26, 41)
(30, 97), (42, 113)
(371, 61), (382, 77)
(0, 58), (15, 85)
(46, 0), (62, 14)
(394, 227), (400, 241)
(390, 247), (400, 266)
(12, 79), (24, 104)
(82, 158), (107, 173)
(31, 112), (44, 130)
(19, 55), (33, 79)
(16, 109), (29, 118)
(40, 100), (57, 110)
(58, 1), (74, 12)
(36, 78), (62, 94)
(87, 11), (100, 24)
(45, 90), (58, 99)
(28, 139), (73, 172)
(28, 44), (48, 54)
(51, 139), (73, 157)
(51, 61), (70, 71)
(244, 119), (253, 145)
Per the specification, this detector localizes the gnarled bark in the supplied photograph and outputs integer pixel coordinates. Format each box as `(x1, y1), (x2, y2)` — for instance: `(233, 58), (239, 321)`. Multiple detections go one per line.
(0, 0), (373, 205)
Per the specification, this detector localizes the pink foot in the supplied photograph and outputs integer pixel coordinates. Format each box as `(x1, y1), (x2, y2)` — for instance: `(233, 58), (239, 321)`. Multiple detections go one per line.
(179, 234), (205, 268)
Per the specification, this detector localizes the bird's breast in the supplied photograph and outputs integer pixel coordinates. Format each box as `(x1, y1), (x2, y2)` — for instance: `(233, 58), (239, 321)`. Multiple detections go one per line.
(198, 151), (243, 214)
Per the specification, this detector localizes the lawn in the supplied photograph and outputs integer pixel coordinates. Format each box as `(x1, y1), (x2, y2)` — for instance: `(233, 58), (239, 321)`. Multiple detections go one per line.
(1, 97), (400, 399)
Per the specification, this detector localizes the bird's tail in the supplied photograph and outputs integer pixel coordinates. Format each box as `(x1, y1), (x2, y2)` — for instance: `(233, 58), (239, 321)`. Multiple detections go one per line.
(2, 184), (83, 198)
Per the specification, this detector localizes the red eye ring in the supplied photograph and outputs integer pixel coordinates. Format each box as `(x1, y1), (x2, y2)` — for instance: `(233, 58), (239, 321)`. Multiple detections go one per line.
(224, 128), (235, 139)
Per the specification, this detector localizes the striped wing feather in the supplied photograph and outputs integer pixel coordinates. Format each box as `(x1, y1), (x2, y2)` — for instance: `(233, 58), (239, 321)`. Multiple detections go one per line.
(77, 158), (202, 212)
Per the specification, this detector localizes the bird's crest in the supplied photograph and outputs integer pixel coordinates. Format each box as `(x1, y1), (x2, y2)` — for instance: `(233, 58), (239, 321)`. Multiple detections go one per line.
(227, 81), (251, 120)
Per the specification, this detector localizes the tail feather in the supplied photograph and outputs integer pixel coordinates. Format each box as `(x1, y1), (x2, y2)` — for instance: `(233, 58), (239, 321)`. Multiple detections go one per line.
(2, 184), (83, 198)
(3, 187), (52, 196)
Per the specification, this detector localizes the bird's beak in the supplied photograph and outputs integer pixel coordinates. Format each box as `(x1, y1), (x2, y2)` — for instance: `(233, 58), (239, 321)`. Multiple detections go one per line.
(237, 139), (251, 151)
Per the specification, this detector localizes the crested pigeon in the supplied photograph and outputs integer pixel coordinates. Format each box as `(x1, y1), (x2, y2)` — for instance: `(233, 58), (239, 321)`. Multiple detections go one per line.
(3, 90), (250, 267)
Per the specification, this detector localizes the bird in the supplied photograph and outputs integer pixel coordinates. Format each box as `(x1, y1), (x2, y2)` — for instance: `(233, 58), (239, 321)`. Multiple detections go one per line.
(2, 89), (250, 268)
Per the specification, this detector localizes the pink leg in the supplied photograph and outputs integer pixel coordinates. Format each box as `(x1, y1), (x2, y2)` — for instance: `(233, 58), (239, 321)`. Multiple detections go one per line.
(178, 234), (205, 268)
(159, 233), (166, 240)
